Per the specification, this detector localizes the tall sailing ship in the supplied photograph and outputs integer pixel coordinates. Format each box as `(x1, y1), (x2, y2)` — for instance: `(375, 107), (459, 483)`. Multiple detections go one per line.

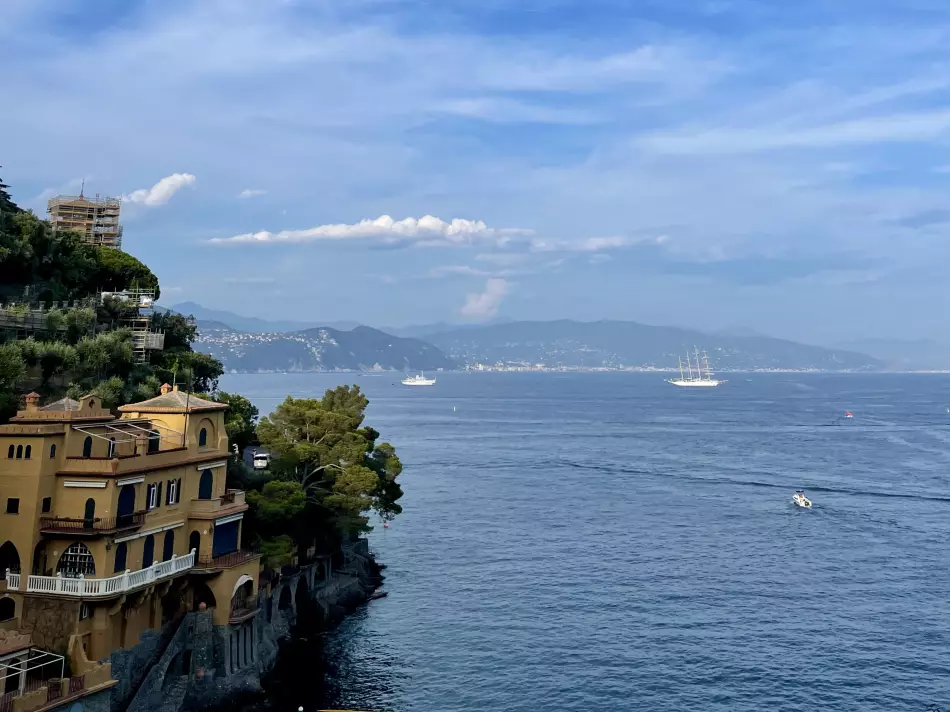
(667, 348), (724, 388)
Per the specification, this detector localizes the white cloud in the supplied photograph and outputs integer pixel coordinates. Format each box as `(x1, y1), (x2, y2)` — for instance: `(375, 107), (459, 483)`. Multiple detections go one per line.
(640, 110), (950, 155)
(475, 253), (532, 266)
(209, 215), (533, 246)
(529, 235), (667, 252)
(238, 188), (268, 198)
(459, 278), (509, 319)
(122, 173), (196, 206)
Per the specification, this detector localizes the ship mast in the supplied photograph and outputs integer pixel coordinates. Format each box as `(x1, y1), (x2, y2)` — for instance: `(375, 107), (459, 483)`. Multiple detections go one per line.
(678, 355), (684, 380)
(686, 351), (693, 380)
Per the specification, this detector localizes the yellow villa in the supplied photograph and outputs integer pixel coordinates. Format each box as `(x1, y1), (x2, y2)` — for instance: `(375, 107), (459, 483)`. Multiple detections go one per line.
(0, 384), (261, 706)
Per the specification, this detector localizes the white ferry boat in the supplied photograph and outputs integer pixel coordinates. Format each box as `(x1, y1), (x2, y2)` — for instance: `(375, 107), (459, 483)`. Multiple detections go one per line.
(402, 373), (436, 386)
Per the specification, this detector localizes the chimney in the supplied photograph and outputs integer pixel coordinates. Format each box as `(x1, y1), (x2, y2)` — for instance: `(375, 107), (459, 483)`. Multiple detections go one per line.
(24, 392), (40, 412)
(160, 383), (172, 395)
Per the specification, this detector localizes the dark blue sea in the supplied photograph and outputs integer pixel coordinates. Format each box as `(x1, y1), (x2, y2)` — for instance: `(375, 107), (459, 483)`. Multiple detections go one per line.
(222, 372), (950, 712)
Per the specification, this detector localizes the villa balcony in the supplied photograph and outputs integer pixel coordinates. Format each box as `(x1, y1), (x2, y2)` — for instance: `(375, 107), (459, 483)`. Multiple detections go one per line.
(5, 550), (195, 599)
(39, 512), (146, 536)
(192, 550), (259, 573)
(188, 490), (247, 518)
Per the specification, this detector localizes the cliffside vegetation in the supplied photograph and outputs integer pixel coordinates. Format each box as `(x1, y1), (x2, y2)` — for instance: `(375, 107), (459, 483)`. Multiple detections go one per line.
(1, 175), (402, 565)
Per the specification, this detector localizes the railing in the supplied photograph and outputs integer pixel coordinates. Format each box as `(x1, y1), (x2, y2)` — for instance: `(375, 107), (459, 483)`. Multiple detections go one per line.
(189, 490), (246, 514)
(5, 572), (20, 590)
(0, 690), (17, 712)
(7, 550), (195, 598)
(68, 675), (84, 695)
(39, 512), (146, 534)
(47, 680), (63, 704)
(195, 550), (258, 569)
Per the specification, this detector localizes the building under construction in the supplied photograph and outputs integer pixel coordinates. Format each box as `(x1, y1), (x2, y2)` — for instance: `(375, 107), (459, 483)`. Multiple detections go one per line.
(47, 191), (123, 249)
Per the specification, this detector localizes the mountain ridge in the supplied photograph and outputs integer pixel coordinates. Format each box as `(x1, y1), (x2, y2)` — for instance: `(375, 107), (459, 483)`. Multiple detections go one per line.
(422, 319), (882, 371)
(194, 320), (455, 372)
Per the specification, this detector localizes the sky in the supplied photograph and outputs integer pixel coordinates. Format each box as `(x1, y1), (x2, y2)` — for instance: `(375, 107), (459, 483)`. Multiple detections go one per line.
(2, 0), (950, 344)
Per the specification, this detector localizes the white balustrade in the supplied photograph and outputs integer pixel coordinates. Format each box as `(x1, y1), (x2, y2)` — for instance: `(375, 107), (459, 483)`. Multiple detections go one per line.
(5, 571), (20, 590)
(23, 550), (195, 598)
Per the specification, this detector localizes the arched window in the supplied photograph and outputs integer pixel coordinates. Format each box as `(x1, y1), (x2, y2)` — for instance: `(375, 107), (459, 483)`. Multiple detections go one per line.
(83, 498), (96, 524)
(49, 444), (56, 458)
(0, 598), (15, 622)
(6, 445), (13, 459)
(88, 399), (95, 409)
(147, 430), (160, 455)
(142, 535), (155, 568)
(198, 428), (207, 448)
(82, 436), (93, 458)
(0, 542), (20, 578)
(107, 437), (116, 458)
(113, 542), (127, 573)
(57, 542), (96, 577)
(163, 531), (175, 561)
(24, 445), (31, 460)
(189, 531), (201, 557)
(15, 445), (22, 459)
(198, 469), (214, 500)
(117, 484), (136, 526)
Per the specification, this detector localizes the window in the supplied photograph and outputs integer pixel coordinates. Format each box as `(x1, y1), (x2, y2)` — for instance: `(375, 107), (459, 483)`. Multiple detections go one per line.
(146, 484), (158, 510)
(24, 445), (31, 459)
(142, 535), (155, 568)
(167, 480), (178, 505)
(5, 499), (18, 514)
(107, 438), (116, 458)
(198, 469), (213, 500)
(163, 531), (175, 561)
(147, 430), (160, 455)
(82, 436), (93, 458)
(198, 428), (207, 448)
(15, 445), (22, 459)
(49, 444), (56, 458)
(84, 498), (96, 522)
(0, 598), (14, 622)
(41, 497), (51, 513)
(57, 542), (96, 577)
(79, 603), (92, 621)
(113, 542), (127, 573)
(5, 445), (12, 459)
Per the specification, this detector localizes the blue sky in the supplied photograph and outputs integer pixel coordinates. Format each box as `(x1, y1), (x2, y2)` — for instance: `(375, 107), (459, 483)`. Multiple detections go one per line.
(3, 0), (950, 344)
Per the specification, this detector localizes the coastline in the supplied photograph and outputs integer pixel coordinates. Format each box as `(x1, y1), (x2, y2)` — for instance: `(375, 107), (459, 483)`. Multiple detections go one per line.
(115, 541), (384, 712)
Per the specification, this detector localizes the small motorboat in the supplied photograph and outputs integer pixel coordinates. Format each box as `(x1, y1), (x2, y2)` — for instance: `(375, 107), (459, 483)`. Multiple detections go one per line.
(792, 491), (812, 509)
(844, 411), (854, 419)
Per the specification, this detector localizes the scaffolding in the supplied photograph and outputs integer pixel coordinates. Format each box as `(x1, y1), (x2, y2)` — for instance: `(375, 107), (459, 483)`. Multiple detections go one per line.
(48, 192), (123, 250)
(100, 289), (165, 363)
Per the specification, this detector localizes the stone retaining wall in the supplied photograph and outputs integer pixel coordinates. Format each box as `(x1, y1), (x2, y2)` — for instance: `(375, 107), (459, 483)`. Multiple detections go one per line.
(114, 544), (382, 712)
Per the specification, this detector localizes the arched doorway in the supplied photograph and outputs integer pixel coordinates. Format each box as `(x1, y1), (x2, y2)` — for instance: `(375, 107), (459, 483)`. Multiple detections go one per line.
(198, 428), (208, 448)
(113, 542), (128, 573)
(57, 542), (95, 577)
(117, 485), (136, 526)
(189, 531), (201, 557)
(147, 430), (161, 454)
(231, 577), (254, 616)
(0, 597), (15, 622)
(192, 581), (217, 611)
(82, 436), (92, 458)
(198, 469), (213, 500)
(0, 541), (20, 578)
(163, 531), (175, 561)
(83, 498), (96, 527)
(142, 536), (155, 568)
